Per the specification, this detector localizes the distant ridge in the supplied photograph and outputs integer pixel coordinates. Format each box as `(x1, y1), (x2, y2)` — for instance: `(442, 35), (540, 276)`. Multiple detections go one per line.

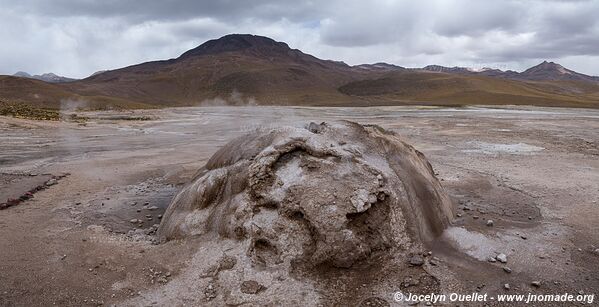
(2, 34), (599, 110)
(13, 71), (77, 83)
(518, 61), (599, 82)
(415, 61), (599, 83)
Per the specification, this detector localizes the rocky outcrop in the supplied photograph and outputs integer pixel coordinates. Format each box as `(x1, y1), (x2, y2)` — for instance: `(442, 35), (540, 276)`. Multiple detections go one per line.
(159, 121), (453, 269)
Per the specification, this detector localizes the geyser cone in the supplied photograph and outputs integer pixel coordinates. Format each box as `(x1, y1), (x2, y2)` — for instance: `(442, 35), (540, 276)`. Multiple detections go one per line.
(159, 121), (453, 268)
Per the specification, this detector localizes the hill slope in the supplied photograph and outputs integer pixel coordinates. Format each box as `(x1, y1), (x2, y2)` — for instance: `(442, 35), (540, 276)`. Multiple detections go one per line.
(0, 75), (152, 110)
(64, 34), (363, 106)
(339, 71), (599, 108)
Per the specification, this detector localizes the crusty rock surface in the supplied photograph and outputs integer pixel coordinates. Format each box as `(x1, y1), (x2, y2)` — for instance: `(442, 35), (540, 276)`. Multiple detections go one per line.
(159, 121), (453, 270)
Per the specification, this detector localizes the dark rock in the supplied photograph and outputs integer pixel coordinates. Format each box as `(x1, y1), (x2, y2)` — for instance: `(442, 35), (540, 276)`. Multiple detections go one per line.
(409, 255), (425, 266)
(218, 255), (237, 271)
(240, 280), (265, 294)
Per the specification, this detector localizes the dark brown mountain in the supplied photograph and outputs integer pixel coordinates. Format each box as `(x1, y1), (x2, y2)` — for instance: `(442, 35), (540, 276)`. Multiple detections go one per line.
(418, 61), (599, 83)
(339, 70), (599, 108)
(1, 34), (598, 110)
(66, 34), (366, 106)
(517, 61), (599, 82)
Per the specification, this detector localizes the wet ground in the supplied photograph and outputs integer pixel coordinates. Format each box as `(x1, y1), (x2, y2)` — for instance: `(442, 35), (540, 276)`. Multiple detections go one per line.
(1, 105), (598, 306)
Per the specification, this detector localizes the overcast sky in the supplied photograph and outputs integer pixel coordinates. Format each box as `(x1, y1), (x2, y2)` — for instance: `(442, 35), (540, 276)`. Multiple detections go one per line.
(1, 0), (598, 78)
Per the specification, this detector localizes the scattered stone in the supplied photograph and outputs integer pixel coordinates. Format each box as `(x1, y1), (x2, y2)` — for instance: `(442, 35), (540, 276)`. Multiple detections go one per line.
(486, 220), (494, 227)
(402, 277), (417, 288)
(531, 281), (541, 288)
(496, 253), (508, 263)
(504, 283), (510, 290)
(60, 254), (67, 260)
(520, 235), (527, 240)
(46, 179), (58, 186)
(593, 249), (599, 256)
(473, 215), (480, 220)
(503, 267), (512, 273)
(204, 283), (217, 300)
(130, 219), (140, 224)
(308, 122), (325, 133)
(199, 264), (220, 278)
(148, 206), (159, 211)
(240, 280), (265, 294)
(156, 275), (168, 284)
(528, 216), (533, 220)
(218, 255), (237, 271)
(408, 255), (424, 266)
(456, 213), (463, 217)
(487, 257), (497, 263)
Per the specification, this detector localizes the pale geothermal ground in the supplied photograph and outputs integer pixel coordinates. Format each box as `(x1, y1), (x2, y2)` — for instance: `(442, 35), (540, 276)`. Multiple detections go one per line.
(1, 106), (598, 306)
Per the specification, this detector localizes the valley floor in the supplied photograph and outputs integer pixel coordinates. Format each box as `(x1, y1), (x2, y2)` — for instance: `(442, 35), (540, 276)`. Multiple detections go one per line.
(1, 105), (598, 306)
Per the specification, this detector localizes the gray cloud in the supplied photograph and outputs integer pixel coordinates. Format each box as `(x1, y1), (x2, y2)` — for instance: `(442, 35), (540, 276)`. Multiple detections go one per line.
(0, 0), (598, 78)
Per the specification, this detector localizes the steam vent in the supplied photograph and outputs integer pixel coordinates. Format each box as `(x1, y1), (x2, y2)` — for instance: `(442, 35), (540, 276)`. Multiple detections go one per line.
(159, 121), (453, 268)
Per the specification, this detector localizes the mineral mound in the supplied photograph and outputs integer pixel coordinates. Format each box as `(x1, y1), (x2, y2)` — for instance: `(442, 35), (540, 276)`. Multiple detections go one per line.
(159, 121), (453, 268)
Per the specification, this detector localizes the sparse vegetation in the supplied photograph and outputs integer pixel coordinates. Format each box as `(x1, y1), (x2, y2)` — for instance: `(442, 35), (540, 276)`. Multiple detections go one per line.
(0, 101), (60, 120)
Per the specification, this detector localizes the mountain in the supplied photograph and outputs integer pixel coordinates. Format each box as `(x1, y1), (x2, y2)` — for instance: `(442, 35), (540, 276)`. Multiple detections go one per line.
(1, 34), (599, 110)
(13, 71), (77, 83)
(339, 71), (599, 108)
(420, 65), (473, 74)
(64, 34), (364, 106)
(517, 61), (599, 82)
(418, 62), (599, 83)
(13, 71), (32, 78)
(354, 62), (405, 72)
